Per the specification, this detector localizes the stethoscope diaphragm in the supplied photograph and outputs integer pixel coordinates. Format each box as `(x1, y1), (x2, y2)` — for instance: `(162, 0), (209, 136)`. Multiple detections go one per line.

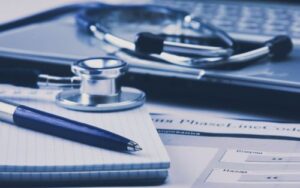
(55, 57), (145, 112)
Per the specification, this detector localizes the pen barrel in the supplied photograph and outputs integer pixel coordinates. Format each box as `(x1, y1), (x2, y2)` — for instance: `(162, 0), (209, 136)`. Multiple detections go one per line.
(12, 105), (130, 151)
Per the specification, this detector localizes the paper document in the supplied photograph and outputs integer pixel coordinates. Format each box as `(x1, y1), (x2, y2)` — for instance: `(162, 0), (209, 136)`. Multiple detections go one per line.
(152, 114), (300, 188)
(153, 114), (300, 140)
(207, 168), (300, 184)
(222, 149), (300, 164)
(2, 85), (300, 188)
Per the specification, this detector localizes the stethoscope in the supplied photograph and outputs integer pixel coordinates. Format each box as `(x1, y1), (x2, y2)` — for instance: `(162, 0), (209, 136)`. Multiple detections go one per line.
(1, 57), (145, 112)
(0, 3), (295, 112)
(76, 4), (293, 69)
(55, 57), (145, 111)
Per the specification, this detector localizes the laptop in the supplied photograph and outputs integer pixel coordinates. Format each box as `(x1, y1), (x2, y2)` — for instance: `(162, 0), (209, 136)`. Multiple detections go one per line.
(155, 0), (300, 44)
(0, 0), (299, 105)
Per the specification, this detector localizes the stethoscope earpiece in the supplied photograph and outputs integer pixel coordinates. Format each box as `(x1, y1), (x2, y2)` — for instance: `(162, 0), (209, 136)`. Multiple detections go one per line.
(56, 57), (145, 112)
(135, 32), (164, 54)
(265, 35), (293, 60)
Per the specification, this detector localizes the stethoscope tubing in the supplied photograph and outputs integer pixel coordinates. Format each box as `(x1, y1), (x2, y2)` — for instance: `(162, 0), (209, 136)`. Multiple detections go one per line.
(77, 4), (279, 69)
(0, 2), (294, 93)
(76, 4), (239, 68)
(0, 2), (292, 70)
(90, 23), (271, 68)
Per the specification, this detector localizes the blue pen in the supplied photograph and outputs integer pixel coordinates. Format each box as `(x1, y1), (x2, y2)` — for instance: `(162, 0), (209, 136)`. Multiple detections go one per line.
(0, 99), (142, 152)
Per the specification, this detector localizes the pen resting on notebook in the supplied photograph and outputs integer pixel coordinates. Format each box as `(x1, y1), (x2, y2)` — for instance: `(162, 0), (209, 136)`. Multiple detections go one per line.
(0, 99), (142, 152)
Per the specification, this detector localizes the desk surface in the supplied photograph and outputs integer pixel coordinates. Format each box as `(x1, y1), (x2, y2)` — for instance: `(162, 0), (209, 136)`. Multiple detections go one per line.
(1, 2), (300, 188)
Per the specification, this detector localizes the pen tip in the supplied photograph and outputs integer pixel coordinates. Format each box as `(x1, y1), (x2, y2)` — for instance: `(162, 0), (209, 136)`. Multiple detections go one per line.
(127, 141), (142, 152)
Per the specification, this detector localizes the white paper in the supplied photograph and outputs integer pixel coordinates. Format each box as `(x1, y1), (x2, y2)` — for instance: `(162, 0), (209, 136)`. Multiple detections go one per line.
(207, 168), (300, 184)
(153, 114), (300, 141)
(0, 85), (169, 175)
(163, 146), (218, 188)
(222, 149), (300, 164)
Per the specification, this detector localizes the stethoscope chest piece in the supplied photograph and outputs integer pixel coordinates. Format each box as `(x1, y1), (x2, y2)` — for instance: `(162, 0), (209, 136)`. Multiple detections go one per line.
(56, 57), (145, 112)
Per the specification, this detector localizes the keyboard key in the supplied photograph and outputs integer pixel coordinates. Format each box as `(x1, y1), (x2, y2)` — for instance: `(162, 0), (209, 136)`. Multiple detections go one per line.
(291, 26), (300, 33)
(263, 28), (289, 36)
(291, 31), (300, 38)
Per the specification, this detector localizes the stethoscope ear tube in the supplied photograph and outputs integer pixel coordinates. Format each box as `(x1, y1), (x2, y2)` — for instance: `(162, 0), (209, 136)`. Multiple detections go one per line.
(186, 16), (235, 49)
(134, 32), (293, 68)
(75, 12), (93, 34)
(75, 3), (112, 34)
(135, 32), (233, 57)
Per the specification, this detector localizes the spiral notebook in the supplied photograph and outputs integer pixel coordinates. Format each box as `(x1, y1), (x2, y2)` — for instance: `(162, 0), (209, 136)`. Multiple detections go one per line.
(0, 85), (170, 186)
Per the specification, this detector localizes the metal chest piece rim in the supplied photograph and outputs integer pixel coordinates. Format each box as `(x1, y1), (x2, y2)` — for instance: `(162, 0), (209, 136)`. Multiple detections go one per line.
(55, 57), (145, 112)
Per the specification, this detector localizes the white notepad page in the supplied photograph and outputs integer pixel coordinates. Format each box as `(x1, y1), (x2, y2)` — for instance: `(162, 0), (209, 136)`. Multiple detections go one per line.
(0, 85), (170, 172)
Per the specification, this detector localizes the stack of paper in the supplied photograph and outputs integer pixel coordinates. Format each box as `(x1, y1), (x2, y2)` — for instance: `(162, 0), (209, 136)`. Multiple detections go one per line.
(0, 86), (170, 186)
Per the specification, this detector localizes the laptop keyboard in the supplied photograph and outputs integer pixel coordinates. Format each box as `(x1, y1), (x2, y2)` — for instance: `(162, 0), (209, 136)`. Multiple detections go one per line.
(155, 0), (300, 43)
